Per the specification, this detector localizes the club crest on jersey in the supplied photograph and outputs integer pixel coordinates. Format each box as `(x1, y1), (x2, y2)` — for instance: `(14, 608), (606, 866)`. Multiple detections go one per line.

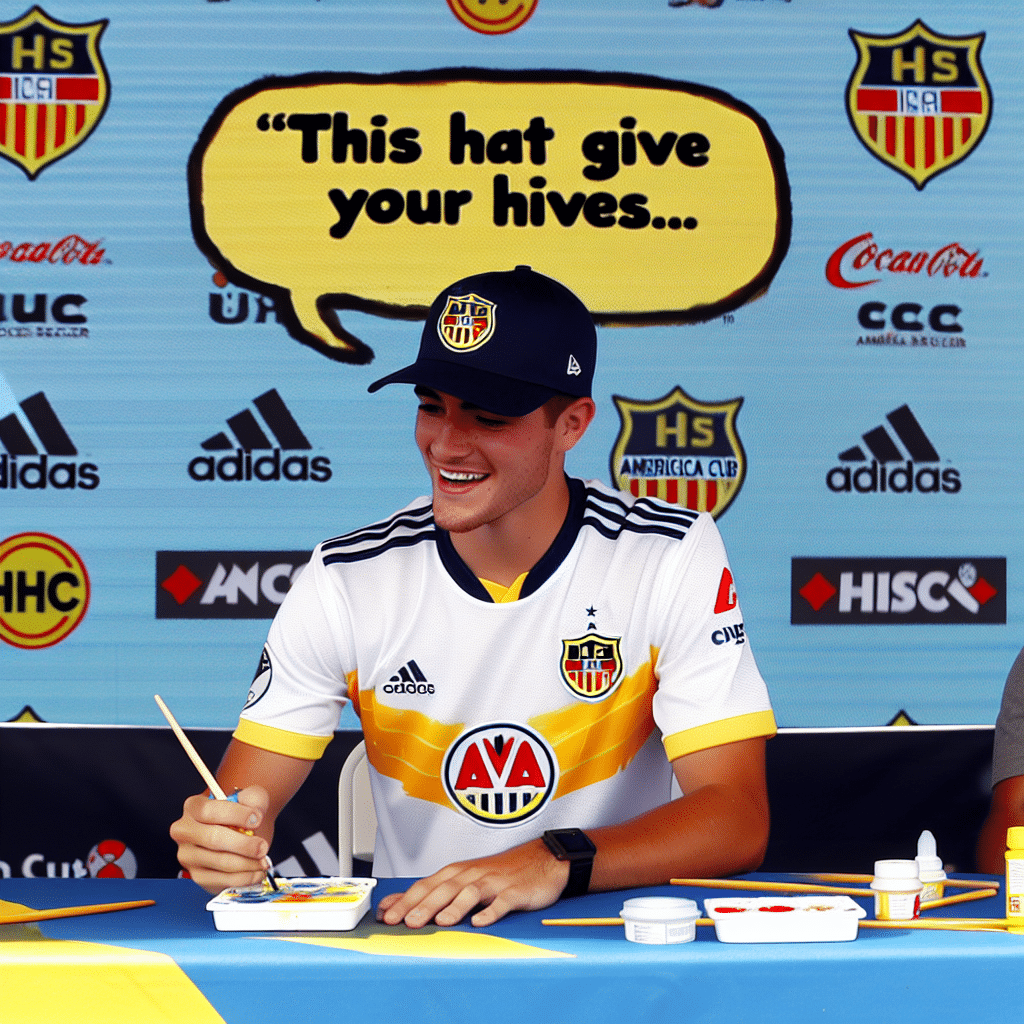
(0, 7), (111, 180)
(611, 387), (746, 520)
(442, 723), (557, 826)
(846, 21), (990, 190)
(244, 646), (272, 709)
(560, 633), (623, 702)
(437, 293), (496, 352)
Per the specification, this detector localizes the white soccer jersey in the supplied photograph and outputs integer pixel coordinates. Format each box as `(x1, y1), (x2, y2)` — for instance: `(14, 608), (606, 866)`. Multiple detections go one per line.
(236, 478), (775, 877)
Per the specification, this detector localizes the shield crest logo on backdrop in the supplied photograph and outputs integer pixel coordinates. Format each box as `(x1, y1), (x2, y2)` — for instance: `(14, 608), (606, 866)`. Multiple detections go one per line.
(846, 20), (990, 191)
(0, 6), (110, 180)
(611, 387), (746, 520)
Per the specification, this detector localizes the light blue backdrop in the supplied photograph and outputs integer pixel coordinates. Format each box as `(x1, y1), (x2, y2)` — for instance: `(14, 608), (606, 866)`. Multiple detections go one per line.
(0, 0), (1020, 728)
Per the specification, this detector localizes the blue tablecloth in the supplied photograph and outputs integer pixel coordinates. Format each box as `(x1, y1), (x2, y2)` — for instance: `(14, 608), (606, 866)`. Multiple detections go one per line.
(1, 874), (1018, 1023)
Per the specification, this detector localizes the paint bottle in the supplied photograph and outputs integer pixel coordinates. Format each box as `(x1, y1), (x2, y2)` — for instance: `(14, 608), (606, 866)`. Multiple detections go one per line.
(915, 830), (946, 903)
(870, 859), (922, 920)
(1006, 826), (1024, 934)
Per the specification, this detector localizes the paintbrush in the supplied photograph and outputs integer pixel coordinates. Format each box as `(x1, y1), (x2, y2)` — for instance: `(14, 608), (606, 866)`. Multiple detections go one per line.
(920, 888), (997, 911)
(0, 900), (155, 926)
(154, 694), (278, 891)
(541, 915), (1013, 934)
(542, 916), (715, 926)
(670, 877), (873, 898)
(797, 872), (998, 891)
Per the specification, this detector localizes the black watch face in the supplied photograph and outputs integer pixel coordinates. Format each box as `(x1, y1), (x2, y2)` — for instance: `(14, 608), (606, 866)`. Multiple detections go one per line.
(551, 829), (594, 855)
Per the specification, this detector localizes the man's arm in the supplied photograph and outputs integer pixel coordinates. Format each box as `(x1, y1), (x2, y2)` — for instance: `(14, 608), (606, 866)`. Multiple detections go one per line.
(976, 775), (1024, 873)
(170, 738), (315, 894)
(377, 735), (769, 928)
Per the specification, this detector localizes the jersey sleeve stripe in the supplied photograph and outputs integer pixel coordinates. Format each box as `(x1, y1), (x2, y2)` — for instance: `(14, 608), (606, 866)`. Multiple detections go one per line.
(662, 709), (777, 761)
(322, 530), (437, 566)
(581, 513), (692, 542)
(583, 486), (700, 540)
(586, 485), (701, 527)
(233, 717), (332, 760)
(321, 506), (433, 551)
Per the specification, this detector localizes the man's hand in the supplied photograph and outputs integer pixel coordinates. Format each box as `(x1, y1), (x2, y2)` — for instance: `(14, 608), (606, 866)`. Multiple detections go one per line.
(376, 838), (570, 928)
(170, 785), (271, 895)
(169, 739), (315, 894)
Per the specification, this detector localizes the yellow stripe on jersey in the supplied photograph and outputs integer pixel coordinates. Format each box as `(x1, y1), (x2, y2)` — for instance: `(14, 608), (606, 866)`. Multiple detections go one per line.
(529, 657), (658, 801)
(663, 709), (777, 762)
(360, 688), (464, 807)
(478, 572), (528, 603)
(233, 718), (332, 760)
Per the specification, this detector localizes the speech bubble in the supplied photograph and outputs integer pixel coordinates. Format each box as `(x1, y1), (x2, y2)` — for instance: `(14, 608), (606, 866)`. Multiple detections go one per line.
(189, 69), (790, 364)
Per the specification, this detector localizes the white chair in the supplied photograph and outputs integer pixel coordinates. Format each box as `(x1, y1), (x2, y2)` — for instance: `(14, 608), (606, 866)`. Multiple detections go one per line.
(337, 739), (377, 875)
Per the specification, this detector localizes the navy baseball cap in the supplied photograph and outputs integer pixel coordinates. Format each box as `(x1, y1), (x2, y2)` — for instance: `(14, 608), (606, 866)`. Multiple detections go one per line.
(368, 266), (596, 417)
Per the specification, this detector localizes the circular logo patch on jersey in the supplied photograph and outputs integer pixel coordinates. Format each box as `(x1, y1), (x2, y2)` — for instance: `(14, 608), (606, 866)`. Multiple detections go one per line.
(437, 293), (496, 352)
(0, 532), (90, 649)
(442, 722), (558, 827)
(244, 646), (273, 709)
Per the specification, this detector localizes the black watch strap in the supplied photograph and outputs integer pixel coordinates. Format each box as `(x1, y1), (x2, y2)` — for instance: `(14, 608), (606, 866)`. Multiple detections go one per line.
(542, 828), (595, 900)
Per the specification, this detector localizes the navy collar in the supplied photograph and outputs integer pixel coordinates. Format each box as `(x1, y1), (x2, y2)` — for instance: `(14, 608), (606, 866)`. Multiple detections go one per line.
(435, 477), (587, 602)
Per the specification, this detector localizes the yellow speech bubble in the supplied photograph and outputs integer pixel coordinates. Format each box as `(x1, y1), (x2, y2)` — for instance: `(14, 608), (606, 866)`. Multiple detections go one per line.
(190, 69), (790, 364)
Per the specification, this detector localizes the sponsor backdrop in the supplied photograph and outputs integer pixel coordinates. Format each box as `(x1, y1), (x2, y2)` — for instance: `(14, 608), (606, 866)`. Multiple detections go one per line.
(1, 0), (1021, 747)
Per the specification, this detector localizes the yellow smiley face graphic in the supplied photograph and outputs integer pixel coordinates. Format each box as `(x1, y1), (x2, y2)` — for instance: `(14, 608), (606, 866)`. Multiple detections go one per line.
(446, 0), (539, 35)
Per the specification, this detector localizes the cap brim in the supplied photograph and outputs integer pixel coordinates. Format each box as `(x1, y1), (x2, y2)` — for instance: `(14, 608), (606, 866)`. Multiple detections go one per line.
(368, 358), (559, 417)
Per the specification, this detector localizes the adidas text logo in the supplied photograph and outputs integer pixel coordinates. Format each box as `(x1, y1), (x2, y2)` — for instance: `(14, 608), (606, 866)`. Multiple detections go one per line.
(188, 388), (331, 483)
(382, 659), (434, 695)
(826, 404), (960, 494)
(0, 391), (99, 490)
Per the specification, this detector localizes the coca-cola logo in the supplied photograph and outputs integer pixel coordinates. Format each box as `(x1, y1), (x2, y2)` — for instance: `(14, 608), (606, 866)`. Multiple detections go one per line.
(826, 232), (983, 290)
(0, 235), (106, 266)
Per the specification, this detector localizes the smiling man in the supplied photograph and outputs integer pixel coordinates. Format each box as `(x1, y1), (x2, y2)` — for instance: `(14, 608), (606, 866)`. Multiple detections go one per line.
(171, 266), (776, 927)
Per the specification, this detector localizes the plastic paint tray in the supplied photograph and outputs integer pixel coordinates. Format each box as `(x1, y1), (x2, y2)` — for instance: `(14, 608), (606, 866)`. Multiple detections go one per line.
(704, 896), (866, 943)
(207, 877), (377, 931)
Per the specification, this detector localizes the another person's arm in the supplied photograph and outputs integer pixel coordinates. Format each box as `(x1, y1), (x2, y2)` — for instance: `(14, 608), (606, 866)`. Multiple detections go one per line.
(976, 648), (1024, 873)
(170, 739), (315, 894)
(376, 734), (768, 928)
(977, 776), (1024, 873)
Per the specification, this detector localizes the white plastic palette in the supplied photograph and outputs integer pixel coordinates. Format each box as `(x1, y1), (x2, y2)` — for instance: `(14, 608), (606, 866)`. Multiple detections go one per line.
(206, 877), (377, 931)
(704, 896), (866, 943)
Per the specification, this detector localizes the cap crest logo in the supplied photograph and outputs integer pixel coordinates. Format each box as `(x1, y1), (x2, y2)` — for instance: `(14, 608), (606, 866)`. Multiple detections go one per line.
(437, 293), (496, 352)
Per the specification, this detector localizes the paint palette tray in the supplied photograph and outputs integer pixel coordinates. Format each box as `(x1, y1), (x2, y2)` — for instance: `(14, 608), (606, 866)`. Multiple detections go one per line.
(704, 896), (866, 943)
(207, 877), (377, 931)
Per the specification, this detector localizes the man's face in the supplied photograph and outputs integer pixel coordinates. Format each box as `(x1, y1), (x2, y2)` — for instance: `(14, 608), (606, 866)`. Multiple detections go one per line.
(414, 387), (561, 534)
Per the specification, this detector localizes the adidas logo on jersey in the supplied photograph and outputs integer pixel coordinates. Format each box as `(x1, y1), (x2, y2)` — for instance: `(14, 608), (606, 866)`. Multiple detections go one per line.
(0, 391), (99, 490)
(382, 659), (434, 694)
(188, 388), (331, 482)
(826, 404), (960, 494)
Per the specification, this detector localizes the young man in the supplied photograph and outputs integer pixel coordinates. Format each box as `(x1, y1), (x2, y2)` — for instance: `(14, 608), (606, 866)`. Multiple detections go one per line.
(172, 266), (776, 927)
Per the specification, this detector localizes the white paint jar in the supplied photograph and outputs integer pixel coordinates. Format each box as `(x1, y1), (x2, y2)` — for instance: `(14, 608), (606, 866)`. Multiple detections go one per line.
(620, 896), (699, 944)
(870, 859), (923, 920)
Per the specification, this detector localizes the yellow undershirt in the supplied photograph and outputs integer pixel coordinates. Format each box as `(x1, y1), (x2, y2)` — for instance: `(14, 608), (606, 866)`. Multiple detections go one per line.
(478, 572), (529, 603)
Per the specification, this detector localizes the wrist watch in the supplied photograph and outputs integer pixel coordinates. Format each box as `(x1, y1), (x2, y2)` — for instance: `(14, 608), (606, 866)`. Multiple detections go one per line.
(542, 828), (596, 899)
